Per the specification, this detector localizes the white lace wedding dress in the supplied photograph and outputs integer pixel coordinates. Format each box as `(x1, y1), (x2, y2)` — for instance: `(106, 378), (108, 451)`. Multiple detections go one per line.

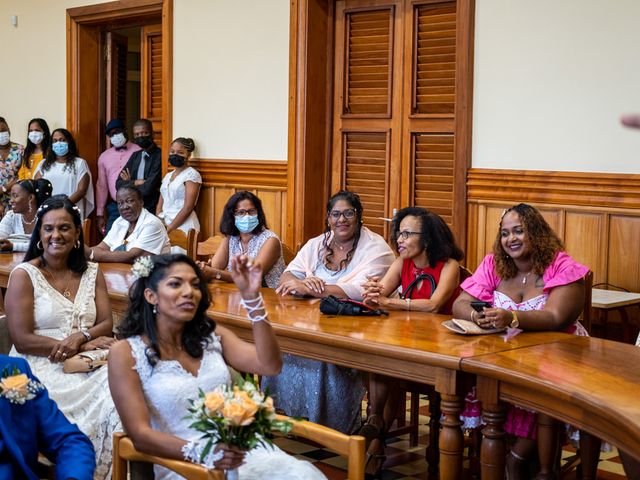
(9, 262), (121, 480)
(127, 335), (327, 480)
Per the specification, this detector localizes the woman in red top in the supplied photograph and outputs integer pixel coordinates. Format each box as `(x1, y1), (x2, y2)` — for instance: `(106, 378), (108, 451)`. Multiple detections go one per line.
(360, 206), (464, 475)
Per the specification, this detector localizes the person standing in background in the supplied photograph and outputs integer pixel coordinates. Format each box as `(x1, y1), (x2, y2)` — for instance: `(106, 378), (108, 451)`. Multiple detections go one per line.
(95, 119), (140, 235)
(0, 117), (24, 218)
(116, 118), (162, 214)
(18, 118), (50, 181)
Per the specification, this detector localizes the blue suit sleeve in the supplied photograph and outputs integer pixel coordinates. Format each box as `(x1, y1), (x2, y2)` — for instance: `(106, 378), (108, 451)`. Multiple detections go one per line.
(22, 362), (96, 480)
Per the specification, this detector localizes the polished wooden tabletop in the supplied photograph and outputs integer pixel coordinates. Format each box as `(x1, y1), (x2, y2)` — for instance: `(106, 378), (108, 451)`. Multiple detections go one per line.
(462, 335), (640, 461)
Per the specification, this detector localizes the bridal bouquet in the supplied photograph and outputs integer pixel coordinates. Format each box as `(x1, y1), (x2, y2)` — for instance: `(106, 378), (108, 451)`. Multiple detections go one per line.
(186, 375), (292, 460)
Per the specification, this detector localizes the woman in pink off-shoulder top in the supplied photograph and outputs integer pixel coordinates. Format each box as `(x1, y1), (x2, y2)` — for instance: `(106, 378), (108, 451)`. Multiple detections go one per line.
(453, 203), (589, 480)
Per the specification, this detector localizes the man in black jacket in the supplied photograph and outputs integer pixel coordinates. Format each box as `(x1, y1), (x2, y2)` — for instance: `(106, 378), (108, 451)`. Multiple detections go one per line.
(115, 118), (162, 213)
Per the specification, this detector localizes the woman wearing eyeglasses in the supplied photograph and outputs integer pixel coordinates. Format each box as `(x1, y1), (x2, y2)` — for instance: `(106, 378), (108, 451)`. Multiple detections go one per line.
(267, 190), (395, 435)
(359, 206), (464, 475)
(276, 190), (395, 300)
(199, 191), (285, 289)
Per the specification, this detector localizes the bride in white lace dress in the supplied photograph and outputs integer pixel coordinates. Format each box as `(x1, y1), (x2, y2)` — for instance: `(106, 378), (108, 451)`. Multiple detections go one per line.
(108, 253), (326, 479)
(6, 196), (121, 480)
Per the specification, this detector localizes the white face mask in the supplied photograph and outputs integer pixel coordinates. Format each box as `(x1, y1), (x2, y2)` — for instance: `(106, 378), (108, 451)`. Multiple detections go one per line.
(0, 132), (10, 146)
(28, 131), (44, 145)
(110, 132), (126, 148)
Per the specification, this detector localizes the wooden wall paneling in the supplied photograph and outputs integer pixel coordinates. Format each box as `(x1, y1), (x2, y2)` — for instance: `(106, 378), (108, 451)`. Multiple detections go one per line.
(195, 187), (214, 238)
(563, 212), (604, 284)
(537, 208), (562, 240)
(608, 215), (640, 293)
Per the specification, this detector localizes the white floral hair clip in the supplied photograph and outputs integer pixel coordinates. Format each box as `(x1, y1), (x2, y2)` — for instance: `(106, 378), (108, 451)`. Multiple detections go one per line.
(132, 256), (154, 279)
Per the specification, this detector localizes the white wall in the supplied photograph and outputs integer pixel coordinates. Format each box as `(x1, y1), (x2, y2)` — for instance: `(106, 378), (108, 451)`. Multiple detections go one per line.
(472, 0), (640, 173)
(173, 0), (289, 160)
(0, 0), (110, 138)
(0, 0), (289, 161)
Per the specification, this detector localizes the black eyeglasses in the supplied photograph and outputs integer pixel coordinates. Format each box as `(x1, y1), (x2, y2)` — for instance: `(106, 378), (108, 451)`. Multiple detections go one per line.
(396, 230), (422, 240)
(234, 208), (258, 216)
(328, 208), (356, 220)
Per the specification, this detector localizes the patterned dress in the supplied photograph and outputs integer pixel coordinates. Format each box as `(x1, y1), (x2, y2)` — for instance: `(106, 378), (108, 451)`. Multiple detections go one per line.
(0, 142), (23, 212)
(227, 230), (286, 289)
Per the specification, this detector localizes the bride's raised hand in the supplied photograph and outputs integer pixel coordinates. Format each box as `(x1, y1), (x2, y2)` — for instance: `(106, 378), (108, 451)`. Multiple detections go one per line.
(230, 254), (263, 299)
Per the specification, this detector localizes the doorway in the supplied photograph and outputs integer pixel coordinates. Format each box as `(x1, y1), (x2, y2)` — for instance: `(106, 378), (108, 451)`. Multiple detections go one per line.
(66, 0), (172, 180)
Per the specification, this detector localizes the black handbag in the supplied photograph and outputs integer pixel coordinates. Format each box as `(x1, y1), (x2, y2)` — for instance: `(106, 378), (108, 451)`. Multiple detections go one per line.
(320, 295), (388, 316)
(400, 272), (437, 300)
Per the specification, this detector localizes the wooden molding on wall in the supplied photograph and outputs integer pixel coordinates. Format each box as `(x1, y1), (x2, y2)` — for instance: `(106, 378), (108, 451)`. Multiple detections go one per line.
(466, 168), (640, 297)
(191, 159), (288, 243)
(467, 168), (640, 209)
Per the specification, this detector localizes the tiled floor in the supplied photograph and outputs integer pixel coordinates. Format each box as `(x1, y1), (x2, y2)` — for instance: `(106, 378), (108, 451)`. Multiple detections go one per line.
(274, 395), (629, 479)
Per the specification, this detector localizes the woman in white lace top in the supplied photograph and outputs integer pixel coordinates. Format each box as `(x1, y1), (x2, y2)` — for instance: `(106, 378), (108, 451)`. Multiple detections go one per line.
(5, 195), (120, 480)
(108, 254), (326, 479)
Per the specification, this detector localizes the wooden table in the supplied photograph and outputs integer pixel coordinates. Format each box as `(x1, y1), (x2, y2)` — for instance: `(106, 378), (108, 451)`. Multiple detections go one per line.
(462, 336), (640, 478)
(592, 288), (640, 343)
(2, 255), (640, 478)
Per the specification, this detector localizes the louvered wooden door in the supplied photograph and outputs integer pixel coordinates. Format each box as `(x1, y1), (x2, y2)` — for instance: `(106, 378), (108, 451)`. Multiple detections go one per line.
(332, 0), (462, 238)
(106, 32), (128, 128)
(141, 24), (163, 148)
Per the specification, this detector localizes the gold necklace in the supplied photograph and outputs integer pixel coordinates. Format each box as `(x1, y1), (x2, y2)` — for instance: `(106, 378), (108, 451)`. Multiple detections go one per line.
(42, 266), (72, 298)
(522, 271), (532, 285)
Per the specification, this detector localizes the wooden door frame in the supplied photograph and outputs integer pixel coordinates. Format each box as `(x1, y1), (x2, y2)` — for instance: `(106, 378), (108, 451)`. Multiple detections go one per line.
(287, 0), (474, 250)
(67, 0), (172, 178)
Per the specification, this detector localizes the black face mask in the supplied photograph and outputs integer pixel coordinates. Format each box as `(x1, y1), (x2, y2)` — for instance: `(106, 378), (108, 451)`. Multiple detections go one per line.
(168, 154), (186, 167)
(133, 135), (153, 149)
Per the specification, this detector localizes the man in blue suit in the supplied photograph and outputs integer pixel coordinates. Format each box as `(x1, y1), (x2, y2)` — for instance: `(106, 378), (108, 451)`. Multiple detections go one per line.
(0, 355), (95, 480)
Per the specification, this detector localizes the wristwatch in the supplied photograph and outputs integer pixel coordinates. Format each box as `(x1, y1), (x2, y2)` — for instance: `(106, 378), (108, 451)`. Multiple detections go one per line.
(215, 270), (222, 280)
(80, 329), (92, 342)
(510, 311), (520, 329)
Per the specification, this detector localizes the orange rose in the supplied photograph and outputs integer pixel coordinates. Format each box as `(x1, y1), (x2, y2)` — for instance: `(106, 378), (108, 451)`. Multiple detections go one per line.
(222, 401), (256, 426)
(1, 374), (29, 396)
(241, 398), (258, 419)
(204, 392), (225, 414)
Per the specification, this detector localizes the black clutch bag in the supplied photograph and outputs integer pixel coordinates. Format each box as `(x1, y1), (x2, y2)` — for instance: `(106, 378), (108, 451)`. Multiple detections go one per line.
(319, 295), (388, 316)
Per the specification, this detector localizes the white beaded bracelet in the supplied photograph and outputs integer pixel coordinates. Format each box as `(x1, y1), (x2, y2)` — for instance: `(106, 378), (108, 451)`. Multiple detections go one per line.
(182, 440), (224, 468)
(240, 293), (269, 323)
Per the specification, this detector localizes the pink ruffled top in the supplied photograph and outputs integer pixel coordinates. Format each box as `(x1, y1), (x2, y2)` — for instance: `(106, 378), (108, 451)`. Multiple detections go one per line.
(461, 251), (589, 304)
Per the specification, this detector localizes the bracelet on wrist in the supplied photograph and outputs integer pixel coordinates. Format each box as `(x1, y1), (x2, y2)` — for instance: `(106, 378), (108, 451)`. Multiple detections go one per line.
(182, 441), (224, 468)
(470, 309), (476, 322)
(405, 297), (411, 311)
(240, 293), (269, 323)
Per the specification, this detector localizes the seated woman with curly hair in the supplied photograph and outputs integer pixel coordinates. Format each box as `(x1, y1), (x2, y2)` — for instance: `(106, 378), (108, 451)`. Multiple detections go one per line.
(453, 203), (590, 480)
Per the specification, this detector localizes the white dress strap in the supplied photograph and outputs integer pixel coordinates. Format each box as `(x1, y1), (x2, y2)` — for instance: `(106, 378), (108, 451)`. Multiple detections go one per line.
(127, 336), (154, 382)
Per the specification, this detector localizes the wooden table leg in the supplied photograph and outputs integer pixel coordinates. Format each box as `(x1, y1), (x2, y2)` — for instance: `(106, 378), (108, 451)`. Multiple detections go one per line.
(436, 368), (465, 480)
(426, 391), (440, 476)
(477, 376), (506, 480)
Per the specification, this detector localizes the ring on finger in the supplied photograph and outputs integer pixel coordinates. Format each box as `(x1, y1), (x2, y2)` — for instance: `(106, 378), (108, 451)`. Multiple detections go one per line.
(62, 352), (68, 357)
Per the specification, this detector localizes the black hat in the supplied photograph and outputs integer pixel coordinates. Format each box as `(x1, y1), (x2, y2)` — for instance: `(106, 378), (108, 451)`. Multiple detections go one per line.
(105, 119), (125, 134)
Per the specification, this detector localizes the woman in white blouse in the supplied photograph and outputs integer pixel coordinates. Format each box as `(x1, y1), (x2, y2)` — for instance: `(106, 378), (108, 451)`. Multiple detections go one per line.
(34, 128), (94, 220)
(156, 137), (201, 237)
(0, 178), (52, 252)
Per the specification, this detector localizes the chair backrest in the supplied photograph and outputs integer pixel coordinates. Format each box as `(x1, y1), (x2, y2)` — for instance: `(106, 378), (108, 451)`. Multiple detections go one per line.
(113, 432), (222, 480)
(82, 218), (91, 242)
(197, 235), (224, 259)
(581, 270), (594, 334)
(168, 229), (198, 258)
(113, 415), (365, 480)
(278, 415), (365, 479)
(459, 265), (473, 283)
(0, 315), (12, 355)
(282, 244), (296, 265)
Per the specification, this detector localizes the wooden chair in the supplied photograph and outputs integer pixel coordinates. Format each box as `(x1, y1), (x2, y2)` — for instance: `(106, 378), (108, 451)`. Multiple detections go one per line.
(168, 229), (199, 258)
(282, 243), (296, 265)
(113, 415), (366, 480)
(82, 218), (91, 242)
(197, 235), (224, 259)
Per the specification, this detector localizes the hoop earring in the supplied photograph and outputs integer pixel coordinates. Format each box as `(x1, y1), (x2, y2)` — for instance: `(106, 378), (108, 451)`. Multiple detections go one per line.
(37, 240), (43, 250)
(28, 200), (33, 213)
(75, 240), (81, 249)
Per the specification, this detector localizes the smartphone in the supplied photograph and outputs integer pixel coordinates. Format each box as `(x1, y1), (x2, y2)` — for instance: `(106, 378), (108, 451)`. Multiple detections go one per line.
(470, 301), (492, 312)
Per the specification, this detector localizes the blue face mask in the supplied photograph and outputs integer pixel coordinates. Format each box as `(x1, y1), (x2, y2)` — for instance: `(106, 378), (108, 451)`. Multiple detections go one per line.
(235, 215), (259, 234)
(52, 141), (69, 157)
